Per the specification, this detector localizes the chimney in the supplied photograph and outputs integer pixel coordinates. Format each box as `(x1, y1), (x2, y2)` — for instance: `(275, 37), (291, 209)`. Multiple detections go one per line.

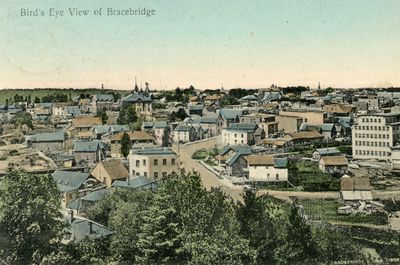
(89, 221), (94, 234)
(127, 176), (130, 186)
(69, 210), (74, 223)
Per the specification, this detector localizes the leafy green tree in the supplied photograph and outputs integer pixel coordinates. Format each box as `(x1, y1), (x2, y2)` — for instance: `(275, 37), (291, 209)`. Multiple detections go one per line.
(0, 169), (65, 264)
(12, 111), (33, 129)
(108, 191), (153, 262)
(237, 191), (286, 264)
(274, 201), (317, 264)
(96, 109), (108, 124)
(34, 96), (41, 103)
(117, 105), (138, 125)
(137, 172), (255, 264)
(120, 132), (131, 158)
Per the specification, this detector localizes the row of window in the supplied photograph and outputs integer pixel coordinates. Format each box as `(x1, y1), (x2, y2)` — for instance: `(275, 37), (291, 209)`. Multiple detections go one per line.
(133, 171), (170, 179)
(354, 150), (390, 156)
(354, 125), (389, 131)
(354, 133), (390, 139)
(234, 133), (245, 138)
(135, 158), (176, 167)
(361, 117), (382, 123)
(354, 141), (390, 147)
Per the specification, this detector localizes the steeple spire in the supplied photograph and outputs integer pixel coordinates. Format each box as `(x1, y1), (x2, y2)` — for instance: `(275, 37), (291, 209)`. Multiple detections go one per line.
(134, 76), (139, 92)
(318, 81), (321, 90)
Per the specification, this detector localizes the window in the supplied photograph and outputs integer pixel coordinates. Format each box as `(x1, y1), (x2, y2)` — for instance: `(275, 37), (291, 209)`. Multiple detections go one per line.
(276, 174), (279, 180)
(143, 159), (146, 166)
(234, 133), (237, 137)
(241, 134), (244, 138)
(144, 172), (148, 177)
(154, 159), (158, 166)
(136, 160), (140, 167)
(163, 159), (167, 165)
(154, 172), (158, 179)
(162, 172), (167, 178)
(171, 158), (176, 165)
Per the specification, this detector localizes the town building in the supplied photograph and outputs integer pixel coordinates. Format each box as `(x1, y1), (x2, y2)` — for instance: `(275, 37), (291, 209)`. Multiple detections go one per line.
(319, 155), (348, 174)
(128, 147), (180, 179)
(91, 160), (130, 188)
(121, 92), (152, 114)
(352, 113), (400, 160)
(29, 131), (66, 154)
(222, 123), (264, 146)
(110, 131), (155, 157)
(246, 155), (288, 182)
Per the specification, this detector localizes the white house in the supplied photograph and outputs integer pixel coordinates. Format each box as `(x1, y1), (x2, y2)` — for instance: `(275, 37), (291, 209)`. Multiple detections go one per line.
(222, 123), (264, 146)
(245, 155), (288, 182)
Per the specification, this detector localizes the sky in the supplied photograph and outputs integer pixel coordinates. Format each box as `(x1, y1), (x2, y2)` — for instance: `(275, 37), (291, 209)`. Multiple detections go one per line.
(0, 0), (399, 90)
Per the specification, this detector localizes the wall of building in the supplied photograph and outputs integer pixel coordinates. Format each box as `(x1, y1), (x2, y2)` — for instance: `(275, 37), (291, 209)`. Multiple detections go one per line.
(248, 165), (288, 182)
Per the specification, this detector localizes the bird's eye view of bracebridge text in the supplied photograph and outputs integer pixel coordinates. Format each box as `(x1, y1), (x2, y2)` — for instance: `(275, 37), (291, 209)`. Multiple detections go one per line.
(0, 1), (400, 264)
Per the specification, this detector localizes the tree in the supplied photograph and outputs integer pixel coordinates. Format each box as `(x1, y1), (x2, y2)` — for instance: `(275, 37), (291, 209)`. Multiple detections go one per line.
(96, 109), (108, 124)
(12, 111), (33, 129)
(117, 105), (138, 125)
(274, 201), (317, 264)
(237, 190), (285, 264)
(0, 169), (65, 264)
(34, 96), (41, 103)
(120, 132), (131, 158)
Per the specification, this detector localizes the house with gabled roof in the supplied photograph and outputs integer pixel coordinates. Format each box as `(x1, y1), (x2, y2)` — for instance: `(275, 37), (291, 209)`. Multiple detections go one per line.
(67, 188), (110, 214)
(64, 212), (113, 243)
(319, 155), (348, 174)
(29, 131), (66, 154)
(173, 124), (197, 144)
(110, 131), (155, 157)
(52, 170), (99, 206)
(217, 109), (243, 127)
(245, 155), (288, 182)
(73, 140), (106, 166)
(72, 116), (103, 139)
(112, 175), (157, 190)
(91, 159), (130, 187)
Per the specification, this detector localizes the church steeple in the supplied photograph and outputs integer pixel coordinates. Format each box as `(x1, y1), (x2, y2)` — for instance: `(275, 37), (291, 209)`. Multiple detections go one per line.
(134, 76), (139, 93)
(318, 81), (321, 90)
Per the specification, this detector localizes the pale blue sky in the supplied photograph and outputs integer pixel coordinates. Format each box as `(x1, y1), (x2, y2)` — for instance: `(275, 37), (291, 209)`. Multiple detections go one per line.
(1, 0), (399, 89)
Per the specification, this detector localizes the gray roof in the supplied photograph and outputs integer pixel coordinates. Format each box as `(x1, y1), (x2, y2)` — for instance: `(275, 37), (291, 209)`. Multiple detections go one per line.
(82, 189), (110, 202)
(198, 117), (218, 124)
(321, 124), (335, 131)
(189, 105), (204, 110)
(32, 131), (65, 142)
(174, 125), (194, 132)
(218, 109), (243, 121)
(52, 170), (91, 193)
(74, 140), (105, 152)
(112, 176), (156, 189)
(131, 147), (177, 156)
(316, 147), (341, 156)
(226, 153), (243, 166)
(93, 125), (129, 135)
(94, 94), (113, 102)
(274, 158), (288, 168)
(121, 93), (152, 103)
(226, 123), (258, 132)
(220, 145), (252, 156)
(66, 106), (81, 115)
(241, 95), (258, 101)
(66, 217), (113, 242)
(154, 121), (169, 128)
